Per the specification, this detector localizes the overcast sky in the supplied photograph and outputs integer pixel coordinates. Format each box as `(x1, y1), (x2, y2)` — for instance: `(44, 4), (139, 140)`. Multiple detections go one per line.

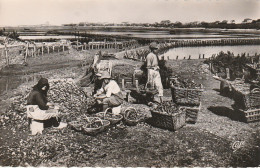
(0, 0), (259, 26)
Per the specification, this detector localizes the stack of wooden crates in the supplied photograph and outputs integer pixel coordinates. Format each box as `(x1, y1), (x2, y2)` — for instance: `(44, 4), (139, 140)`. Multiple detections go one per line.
(170, 78), (203, 124)
(233, 86), (260, 122)
(232, 63), (260, 122)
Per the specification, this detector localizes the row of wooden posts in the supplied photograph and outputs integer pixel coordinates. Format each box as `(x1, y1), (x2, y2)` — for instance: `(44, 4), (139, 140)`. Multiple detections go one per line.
(1, 38), (260, 66)
(0, 39), (139, 66)
(0, 43), (70, 66)
(175, 54), (206, 60)
(73, 40), (138, 50)
(165, 38), (260, 47)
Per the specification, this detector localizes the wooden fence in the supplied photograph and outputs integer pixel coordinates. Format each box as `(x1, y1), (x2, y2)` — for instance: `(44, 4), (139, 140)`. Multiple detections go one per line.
(72, 40), (138, 51)
(0, 42), (70, 67)
(163, 38), (260, 48)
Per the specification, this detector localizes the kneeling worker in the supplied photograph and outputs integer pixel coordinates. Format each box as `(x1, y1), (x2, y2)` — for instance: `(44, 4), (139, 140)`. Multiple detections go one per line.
(94, 71), (124, 112)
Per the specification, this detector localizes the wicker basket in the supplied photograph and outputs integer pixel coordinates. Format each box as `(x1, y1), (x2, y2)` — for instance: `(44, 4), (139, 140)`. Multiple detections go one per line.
(181, 103), (201, 124)
(171, 86), (203, 106)
(100, 119), (110, 130)
(233, 88), (260, 110)
(96, 108), (123, 125)
(123, 107), (140, 126)
(68, 121), (84, 131)
(150, 108), (186, 131)
(81, 117), (104, 135)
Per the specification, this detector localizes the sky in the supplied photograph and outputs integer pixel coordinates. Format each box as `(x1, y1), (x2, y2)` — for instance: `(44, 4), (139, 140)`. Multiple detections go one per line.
(0, 0), (259, 26)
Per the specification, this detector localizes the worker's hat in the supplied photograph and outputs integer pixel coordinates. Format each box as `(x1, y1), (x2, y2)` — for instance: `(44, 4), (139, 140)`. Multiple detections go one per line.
(100, 71), (111, 79)
(149, 42), (159, 50)
(96, 73), (102, 77)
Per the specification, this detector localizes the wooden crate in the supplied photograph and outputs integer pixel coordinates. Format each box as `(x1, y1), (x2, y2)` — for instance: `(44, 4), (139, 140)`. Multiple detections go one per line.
(239, 108), (260, 123)
(171, 86), (203, 106)
(233, 88), (260, 110)
(180, 103), (201, 124)
(150, 109), (186, 131)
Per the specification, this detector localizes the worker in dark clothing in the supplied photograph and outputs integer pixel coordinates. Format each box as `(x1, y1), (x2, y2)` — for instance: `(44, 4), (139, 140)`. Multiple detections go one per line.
(27, 78), (67, 129)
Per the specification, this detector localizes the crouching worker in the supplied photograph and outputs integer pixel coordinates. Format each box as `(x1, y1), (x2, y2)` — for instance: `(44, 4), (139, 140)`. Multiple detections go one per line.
(94, 71), (124, 114)
(27, 78), (67, 135)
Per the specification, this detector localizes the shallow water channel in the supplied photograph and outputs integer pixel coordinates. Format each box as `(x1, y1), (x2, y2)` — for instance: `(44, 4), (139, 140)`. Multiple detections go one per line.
(163, 45), (260, 60)
(0, 74), (43, 95)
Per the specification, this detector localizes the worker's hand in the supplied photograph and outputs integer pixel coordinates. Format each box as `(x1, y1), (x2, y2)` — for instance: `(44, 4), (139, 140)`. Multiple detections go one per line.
(47, 102), (53, 106)
(47, 102), (55, 109)
(54, 104), (60, 110)
(96, 94), (107, 99)
(96, 90), (103, 95)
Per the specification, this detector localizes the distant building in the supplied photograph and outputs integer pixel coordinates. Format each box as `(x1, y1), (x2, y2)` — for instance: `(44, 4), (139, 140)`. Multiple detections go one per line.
(228, 20), (236, 24)
(79, 22), (86, 26)
(62, 24), (77, 27)
(242, 18), (253, 24)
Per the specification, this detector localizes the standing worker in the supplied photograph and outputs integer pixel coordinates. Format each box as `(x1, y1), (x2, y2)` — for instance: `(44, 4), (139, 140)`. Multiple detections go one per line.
(91, 51), (103, 94)
(146, 42), (164, 103)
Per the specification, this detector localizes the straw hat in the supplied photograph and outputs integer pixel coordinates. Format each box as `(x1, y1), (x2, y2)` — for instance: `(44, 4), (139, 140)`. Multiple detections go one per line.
(100, 71), (111, 79)
(149, 42), (159, 50)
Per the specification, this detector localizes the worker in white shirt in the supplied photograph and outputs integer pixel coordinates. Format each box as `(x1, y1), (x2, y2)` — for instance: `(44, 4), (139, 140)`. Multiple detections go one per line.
(94, 71), (124, 111)
(146, 42), (164, 103)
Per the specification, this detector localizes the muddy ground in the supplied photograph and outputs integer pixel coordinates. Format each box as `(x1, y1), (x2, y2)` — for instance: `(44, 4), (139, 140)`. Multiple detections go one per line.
(0, 47), (260, 167)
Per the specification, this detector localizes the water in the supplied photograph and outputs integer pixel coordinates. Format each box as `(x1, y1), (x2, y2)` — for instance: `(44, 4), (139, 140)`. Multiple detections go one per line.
(0, 74), (42, 95)
(162, 45), (260, 60)
(86, 30), (260, 39)
(18, 29), (260, 40)
(19, 35), (81, 40)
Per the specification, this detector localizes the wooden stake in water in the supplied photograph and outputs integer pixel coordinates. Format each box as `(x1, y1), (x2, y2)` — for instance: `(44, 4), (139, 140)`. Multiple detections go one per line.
(226, 68), (230, 80)
(42, 43), (44, 56)
(132, 73), (135, 85)
(25, 42), (29, 63)
(34, 43), (37, 57)
(135, 80), (139, 90)
(47, 46), (50, 54)
(4, 43), (9, 66)
(242, 69), (245, 79)
(122, 79), (125, 90)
